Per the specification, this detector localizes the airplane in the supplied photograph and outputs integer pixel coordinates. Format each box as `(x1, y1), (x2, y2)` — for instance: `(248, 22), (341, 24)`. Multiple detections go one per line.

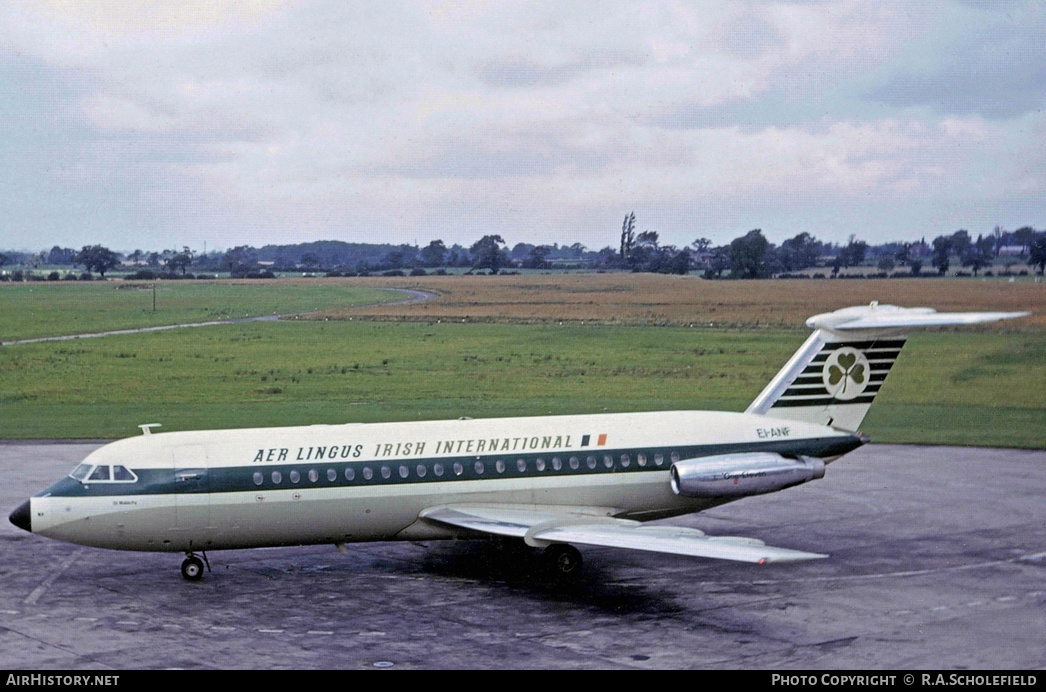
(8, 302), (1029, 581)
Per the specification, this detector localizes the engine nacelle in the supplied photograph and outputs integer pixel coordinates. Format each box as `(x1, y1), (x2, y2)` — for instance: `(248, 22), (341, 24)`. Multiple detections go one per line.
(670, 452), (825, 498)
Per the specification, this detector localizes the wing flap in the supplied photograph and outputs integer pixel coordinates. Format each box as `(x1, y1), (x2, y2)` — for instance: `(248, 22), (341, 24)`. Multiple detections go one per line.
(535, 524), (826, 563)
(420, 506), (826, 564)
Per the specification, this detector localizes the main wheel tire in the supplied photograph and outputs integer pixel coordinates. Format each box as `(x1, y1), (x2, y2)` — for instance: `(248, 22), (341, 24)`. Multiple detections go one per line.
(544, 544), (582, 578)
(181, 556), (204, 581)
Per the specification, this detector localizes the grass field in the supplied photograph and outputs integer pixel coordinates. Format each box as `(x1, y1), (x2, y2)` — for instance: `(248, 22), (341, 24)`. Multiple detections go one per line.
(0, 281), (404, 342)
(0, 275), (1042, 447)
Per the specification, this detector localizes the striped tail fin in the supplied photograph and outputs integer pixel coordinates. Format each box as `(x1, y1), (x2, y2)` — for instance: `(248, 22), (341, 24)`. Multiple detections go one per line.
(746, 303), (1029, 432)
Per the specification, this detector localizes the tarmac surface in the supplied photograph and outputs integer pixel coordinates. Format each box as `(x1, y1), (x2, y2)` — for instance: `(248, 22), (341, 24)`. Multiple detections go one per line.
(0, 442), (1043, 670)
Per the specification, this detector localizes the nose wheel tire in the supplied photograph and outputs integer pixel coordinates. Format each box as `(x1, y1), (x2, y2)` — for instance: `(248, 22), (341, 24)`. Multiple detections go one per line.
(181, 555), (205, 581)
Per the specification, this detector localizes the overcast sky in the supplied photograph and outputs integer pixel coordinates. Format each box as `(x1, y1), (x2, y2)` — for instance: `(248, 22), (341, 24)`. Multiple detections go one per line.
(1, 0), (1043, 254)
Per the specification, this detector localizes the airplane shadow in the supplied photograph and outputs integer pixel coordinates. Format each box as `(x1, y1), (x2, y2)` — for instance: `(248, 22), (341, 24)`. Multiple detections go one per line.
(405, 539), (689, 617)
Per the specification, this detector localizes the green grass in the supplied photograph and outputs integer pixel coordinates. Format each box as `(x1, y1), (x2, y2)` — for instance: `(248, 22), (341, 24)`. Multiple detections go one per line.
(0, 282), (402, 342)
(1, 320), (1042, 447)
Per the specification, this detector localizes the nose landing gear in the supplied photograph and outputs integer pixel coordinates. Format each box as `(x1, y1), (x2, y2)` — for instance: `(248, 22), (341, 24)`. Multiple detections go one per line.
(181, 552), (210, 581)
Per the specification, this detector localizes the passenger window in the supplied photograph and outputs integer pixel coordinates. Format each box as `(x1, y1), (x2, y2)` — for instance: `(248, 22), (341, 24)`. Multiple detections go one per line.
(474, 461), (484, 475)
(516, 459), (527, 473)
(434, 463), (444, 477)
(328, 469), (337, 482)
(416, 464), (427, 478)
(569, 456), (579, 470)
(309, 469), (319, 483)
(495, 460), (506, 473)
(637, 454), (647, 467)
(654, 453), (664, 466)
(380, 466), (391, 479)
(399, 465), (409, 479)
(535, 458), (546, 472)
(290, 470), (301, 483)
(586, 456), (597, 469)
(253, 472), (264, 486)
(345, 468), (356, 481)
(453, 462), (464, 476)
(271, 471), (282, 484)
(362, 467), (373, 480)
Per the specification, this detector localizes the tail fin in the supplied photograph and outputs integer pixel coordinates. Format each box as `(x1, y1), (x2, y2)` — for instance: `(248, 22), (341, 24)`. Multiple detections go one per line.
(746, 303), (1029, 432)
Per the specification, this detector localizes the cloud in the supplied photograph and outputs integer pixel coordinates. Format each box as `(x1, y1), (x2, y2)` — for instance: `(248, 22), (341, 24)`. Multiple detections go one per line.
(0, 0), (1042, 252)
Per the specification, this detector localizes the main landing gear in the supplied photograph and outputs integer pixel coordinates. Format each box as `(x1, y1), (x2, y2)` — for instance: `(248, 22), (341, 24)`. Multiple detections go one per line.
(542, 543), (583, 579)
(180, 552), (210, 581)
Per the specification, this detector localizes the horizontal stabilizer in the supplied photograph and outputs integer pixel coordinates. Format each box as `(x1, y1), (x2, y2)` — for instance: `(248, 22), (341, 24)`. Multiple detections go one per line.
(806, 304), (1029, 332)
(420, 506), (826, 564)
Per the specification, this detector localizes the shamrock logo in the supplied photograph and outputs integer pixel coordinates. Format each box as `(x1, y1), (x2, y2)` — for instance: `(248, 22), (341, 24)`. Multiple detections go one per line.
(822, 347), (870, 401)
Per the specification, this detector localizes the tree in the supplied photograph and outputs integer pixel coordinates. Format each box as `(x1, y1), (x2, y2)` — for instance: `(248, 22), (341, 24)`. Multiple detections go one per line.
(703, 246), (730, 279)
(565, 242), (587, 259)
(165, 246), (195, 275)
(522, 245), (552, 269)
(46, 246), (77, 265)
(636, 230), (660, 250)
(470, 235), (509, 273)
(619, 212), (636, 265)
(223, 246), (257, 274)
(729, 229), (771, 279)
(960, 234), (995, 276)
(420, 240), (447, 267)
(664, 247), (692, 275)
(627, 230), (659, 269)
(74, 245), (121, 277)
(931, 235), (953, 275)
(894, 242), (912, 267)
(837, 236), (868, 268)
(1029, 234), (1046, 274)
(777, 232), (820, 272)
(1013, 226), (1037, 254)
(691, 238), (712, 254)
(950, 229), (972, 259)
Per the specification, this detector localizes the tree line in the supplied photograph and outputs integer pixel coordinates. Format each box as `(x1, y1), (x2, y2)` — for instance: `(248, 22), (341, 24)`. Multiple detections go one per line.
(3, 220), (1045, 279)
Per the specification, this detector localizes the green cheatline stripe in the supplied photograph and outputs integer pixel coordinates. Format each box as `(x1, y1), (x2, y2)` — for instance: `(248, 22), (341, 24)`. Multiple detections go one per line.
(41, 435), (862, 498)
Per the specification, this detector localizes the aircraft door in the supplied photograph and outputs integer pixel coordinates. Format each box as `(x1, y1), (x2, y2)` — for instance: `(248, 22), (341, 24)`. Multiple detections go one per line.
(171, 445), (212, 542)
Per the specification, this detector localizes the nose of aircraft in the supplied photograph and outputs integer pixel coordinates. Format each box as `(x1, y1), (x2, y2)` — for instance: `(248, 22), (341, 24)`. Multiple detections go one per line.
(9, 500), (31, 532)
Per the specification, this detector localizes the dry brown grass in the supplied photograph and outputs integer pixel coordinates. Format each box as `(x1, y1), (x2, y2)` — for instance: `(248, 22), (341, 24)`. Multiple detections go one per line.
(311, 273), (1045, 330)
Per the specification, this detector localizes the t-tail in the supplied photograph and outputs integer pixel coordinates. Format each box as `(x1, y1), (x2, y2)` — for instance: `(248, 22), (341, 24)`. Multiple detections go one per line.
(746, 302), (1029, 432)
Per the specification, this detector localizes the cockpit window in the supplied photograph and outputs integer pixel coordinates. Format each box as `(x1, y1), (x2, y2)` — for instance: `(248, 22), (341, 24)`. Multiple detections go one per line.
(70, 464), (138, 483)
(112, 465), (137, 481)
(70, 464), (92, 481)
(87, 465), (111, 481)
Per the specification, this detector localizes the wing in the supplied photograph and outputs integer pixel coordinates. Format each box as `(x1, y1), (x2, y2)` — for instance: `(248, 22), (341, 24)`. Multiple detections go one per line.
(419, 506), (826, 564)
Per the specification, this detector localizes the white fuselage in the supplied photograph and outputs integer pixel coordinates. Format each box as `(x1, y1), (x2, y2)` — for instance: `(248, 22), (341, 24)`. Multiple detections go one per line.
(22, 410), (861, 553)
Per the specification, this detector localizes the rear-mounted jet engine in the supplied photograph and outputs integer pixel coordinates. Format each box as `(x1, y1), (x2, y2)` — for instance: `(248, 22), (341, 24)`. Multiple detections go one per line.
(670, 452), (826, 498)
